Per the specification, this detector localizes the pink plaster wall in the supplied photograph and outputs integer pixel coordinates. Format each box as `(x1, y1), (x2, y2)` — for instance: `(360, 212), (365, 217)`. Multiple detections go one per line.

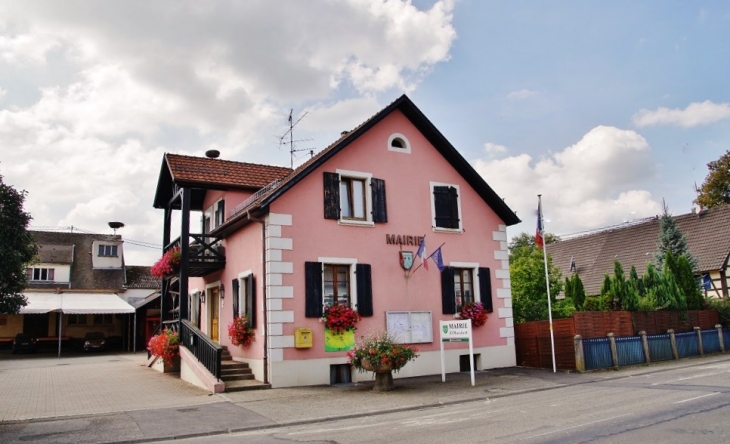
(270, 110), (509, 361)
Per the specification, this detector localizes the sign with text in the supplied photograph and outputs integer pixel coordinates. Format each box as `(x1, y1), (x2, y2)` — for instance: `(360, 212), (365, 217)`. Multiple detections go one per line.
(439, 319), (475, 386)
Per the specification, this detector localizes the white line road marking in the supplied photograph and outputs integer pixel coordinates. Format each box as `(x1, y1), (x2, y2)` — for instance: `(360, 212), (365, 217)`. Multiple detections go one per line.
(672, 392), (720, 404)
(522, 413), (633, 440)
(676, 372), (724, 381)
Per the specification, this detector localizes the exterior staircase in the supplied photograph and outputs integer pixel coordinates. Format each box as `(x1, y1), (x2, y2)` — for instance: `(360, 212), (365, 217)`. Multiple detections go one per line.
(220, 346), (271, 392)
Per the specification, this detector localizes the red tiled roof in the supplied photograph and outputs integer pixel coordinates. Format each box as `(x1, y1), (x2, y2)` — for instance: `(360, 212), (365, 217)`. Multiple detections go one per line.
(165, 153), (292, 189)
(548, 204), (730, 295)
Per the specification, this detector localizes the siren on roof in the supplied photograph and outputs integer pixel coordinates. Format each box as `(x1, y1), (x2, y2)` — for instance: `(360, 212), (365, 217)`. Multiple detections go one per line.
(205, 150), (220, 159)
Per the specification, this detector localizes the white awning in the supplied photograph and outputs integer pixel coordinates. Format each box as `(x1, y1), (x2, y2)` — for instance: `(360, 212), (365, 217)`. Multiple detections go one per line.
(19, 293), (63, 314)
(19, 292), (135, 314)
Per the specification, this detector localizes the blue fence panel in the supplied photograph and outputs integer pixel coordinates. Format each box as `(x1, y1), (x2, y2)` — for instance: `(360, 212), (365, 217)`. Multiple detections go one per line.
(702, 329), (721, 354)
(615, 336), (645, 366)
(647, 334), (673, 362)
(584, 338), (613, 370)
(676, 331), (699, 358)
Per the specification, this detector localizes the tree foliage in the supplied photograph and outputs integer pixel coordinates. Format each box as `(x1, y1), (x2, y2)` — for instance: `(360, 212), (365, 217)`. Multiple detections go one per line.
(510, 248), (563, 323)
(695, 150), (730, 209)
(0, 174), (37, 314)
(655, 201), (696, 270)
(508, 231), (560, 263)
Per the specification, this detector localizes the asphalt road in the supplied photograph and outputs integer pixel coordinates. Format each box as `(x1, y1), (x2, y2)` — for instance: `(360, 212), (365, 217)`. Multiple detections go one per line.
(160, 360), (730, 444)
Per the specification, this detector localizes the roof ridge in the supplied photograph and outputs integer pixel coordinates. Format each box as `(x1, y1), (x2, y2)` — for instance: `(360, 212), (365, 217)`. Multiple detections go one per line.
(165, 152), (292, 171)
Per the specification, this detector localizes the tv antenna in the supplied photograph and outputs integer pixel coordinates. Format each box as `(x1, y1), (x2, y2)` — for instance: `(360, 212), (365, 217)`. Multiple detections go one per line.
(278, 109), (315, 168)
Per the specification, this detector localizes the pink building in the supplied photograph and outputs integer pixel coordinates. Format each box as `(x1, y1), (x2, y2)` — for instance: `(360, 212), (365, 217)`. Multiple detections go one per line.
(153, 95), (520, 390)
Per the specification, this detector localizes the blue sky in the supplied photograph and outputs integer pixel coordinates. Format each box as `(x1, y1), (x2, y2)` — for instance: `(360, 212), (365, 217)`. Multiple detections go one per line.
(0, 1), (728, 264)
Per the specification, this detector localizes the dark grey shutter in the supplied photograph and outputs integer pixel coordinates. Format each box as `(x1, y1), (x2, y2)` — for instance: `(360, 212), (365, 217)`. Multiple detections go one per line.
(232, 278), (239, 318)
(247, 275), (256, 327)
(441, 266), (456, 314)
(305, 262), (323, 318)
(356, 263), (373, 317)
(433, 186), (451, 228)
(478, 267), (493, 313)
(371, 178), (387, 223)
(197, 295), (202, 326)
(447, 187), (460, 228)
(216, 199), (225, 226)
(323, 172), (340, 219)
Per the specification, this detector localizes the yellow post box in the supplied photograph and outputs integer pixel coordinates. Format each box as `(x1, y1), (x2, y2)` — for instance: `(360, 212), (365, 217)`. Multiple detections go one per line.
(295, 328), (313, 348)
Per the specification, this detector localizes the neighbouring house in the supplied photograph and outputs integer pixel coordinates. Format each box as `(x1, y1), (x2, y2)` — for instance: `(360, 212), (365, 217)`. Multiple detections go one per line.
(0, 231), (137, 352)
(153, 94), (521, 389)
(548, 204), (730, 298)
(123, 265), (162, 351)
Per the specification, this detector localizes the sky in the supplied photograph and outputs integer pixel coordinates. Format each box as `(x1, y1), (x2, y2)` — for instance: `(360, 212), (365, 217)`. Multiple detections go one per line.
(1, 1), (729, 265)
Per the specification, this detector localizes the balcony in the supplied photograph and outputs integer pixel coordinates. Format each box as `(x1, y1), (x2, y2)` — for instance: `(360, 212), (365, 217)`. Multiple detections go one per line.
(167, 234), (226, 278)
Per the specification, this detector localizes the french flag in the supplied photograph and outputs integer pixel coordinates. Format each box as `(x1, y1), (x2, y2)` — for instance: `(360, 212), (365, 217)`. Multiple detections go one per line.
(536, 200), (544, 249)
(416, 237), (428, 271)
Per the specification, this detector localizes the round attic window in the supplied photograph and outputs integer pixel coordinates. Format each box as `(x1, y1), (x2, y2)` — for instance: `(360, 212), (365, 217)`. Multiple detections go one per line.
(388, 133), (411, 153)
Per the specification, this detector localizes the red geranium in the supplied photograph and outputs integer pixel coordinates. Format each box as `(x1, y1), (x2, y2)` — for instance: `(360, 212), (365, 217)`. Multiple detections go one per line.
(320, 304), (361, 335)
(458, 302), (488, 327)
(147, 329), (180, 365)
(151, 246), (181, 278)
(228, 316), (255, 347)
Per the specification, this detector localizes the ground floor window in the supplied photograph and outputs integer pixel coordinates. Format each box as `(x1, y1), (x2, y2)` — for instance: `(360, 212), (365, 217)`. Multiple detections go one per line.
(323, 264), (350, 306)
(454, 268), (475, 308)
(67, 314), (87, 325)
(93, 314), (113, 325)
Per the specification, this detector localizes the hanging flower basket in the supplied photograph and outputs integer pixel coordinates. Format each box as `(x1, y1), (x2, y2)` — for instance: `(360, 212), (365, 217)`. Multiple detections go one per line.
(151, 246), (181, 278)
(457, 302), (488, 327)
(320, 304), (361, 335)
(147, 328), (180, 366)
(228, 316), (255, 347)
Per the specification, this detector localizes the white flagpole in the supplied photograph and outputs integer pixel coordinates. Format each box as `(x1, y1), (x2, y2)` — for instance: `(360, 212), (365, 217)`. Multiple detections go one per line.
(538, 195), (557, 373)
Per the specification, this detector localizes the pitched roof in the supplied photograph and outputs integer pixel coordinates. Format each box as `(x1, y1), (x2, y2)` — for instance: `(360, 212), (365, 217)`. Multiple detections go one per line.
(548, 204), (730, 295)
(30, 231), (125, 291)
(215, 94), (520, 234)
(153, 154), (292, 208)
(124, 265), (162, 290)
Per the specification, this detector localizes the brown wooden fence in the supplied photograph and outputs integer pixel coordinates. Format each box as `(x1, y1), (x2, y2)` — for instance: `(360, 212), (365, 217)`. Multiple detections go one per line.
(514, 310), (720, 370)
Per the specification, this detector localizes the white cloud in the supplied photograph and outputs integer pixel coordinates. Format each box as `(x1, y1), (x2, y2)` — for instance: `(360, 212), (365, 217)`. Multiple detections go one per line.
(507, 89), (537, 100)
(0, 29), (60, 65)
(474, 126), (662, 236)
(484, 142), (508, 155)
(633, 100), (730, 128)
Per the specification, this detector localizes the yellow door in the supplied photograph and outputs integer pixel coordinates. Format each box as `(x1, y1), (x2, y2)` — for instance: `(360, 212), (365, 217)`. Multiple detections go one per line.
(209, 287), (220, 342)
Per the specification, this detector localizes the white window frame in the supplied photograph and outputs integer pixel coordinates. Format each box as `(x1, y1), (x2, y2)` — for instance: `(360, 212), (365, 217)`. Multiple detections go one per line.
(429, 181), (464, 233)
(450, 262), (481, 308)
(238, 270), (253, 318)
(336, 169), (374, 227)
(318, 256), (358, 309)
(98, 244), (118, 257)
(387, 133), (411, 154)
(29, 267), (55, 281)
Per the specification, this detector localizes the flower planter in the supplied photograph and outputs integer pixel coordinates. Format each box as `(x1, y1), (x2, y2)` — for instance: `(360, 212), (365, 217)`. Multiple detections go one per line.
(362, 359), (394, 391)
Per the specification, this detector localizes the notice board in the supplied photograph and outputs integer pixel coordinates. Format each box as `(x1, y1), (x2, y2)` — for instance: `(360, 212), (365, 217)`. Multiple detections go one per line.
(386, 311), (433, 344)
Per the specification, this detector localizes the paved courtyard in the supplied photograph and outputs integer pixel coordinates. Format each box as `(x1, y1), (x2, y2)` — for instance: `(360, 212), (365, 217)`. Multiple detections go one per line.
(0, 351), (220, 422)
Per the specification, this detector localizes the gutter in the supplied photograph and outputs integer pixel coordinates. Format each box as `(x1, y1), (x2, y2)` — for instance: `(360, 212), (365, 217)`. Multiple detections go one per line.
(247, 210), (269, 385)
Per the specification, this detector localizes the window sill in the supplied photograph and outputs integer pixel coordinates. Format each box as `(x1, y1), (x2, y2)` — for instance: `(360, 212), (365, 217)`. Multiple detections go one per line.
(338, 220), (375, 228)
(432, 227), (463, 234)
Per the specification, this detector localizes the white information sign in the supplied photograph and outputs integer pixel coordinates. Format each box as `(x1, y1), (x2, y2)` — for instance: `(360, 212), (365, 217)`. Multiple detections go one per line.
(386, 311), (433, 344)
(439, 319), (475, 386)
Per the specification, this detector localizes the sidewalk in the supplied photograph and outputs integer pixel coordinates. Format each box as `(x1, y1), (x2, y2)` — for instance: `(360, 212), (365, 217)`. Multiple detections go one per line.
(2, 350), (730, 442)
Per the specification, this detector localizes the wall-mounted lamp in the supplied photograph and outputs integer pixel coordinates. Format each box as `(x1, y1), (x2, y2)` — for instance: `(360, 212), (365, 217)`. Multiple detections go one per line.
(219, 283), (225, 300)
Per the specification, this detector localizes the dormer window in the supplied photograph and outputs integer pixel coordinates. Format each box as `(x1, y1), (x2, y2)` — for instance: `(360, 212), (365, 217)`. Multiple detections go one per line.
(98, 244), (118, 257)
(27, 267), (55, 281)
(388, 133), (411, 154)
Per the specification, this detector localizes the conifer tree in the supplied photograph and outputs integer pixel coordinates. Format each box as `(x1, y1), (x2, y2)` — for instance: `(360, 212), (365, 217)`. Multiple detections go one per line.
(572, 274), (586, 311)
(655, 201), (696, 270)
(677, 255), (703, 310)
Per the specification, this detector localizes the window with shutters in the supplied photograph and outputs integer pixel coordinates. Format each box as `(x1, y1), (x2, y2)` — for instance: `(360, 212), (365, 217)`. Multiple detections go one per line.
(323, 170), (387, 226)
(430, 182), (462, 231)
(305, 258), (373, 318)
(235, 272), (256, 328)
(440, 264), (494, 315)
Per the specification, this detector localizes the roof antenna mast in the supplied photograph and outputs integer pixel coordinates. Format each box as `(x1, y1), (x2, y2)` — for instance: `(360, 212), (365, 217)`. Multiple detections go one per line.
(278, 109), (313, 168)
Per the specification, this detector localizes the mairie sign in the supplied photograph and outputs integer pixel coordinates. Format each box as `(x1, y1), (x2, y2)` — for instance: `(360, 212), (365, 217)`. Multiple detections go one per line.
(440, 320), (471, 342)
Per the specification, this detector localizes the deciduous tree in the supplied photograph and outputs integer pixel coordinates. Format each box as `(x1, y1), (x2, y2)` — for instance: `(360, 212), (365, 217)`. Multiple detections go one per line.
(695, 150), (730, 209)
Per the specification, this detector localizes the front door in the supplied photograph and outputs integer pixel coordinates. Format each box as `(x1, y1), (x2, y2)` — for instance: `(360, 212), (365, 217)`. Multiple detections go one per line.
(209, 287), (220, 342)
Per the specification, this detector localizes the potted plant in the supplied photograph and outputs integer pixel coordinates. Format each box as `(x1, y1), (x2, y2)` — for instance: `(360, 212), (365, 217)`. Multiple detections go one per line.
(457, 302), (488, 327)
(147, 328), (180, 372)
(228, 316), (255, 347)
(150, 246), (181, 278)
(347, 331), (419, 391)
(320, 304), (361, 335)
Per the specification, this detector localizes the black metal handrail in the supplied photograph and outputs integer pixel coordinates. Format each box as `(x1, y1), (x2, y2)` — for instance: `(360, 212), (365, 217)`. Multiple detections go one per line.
(180, 319), (222, 381)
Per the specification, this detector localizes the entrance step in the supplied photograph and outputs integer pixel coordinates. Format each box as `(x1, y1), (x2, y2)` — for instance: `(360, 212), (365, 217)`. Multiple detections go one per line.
(219, 349), (270, 392)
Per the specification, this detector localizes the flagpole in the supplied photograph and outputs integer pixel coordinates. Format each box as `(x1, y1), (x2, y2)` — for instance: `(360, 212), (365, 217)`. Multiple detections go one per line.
(538, 195), (557, 373)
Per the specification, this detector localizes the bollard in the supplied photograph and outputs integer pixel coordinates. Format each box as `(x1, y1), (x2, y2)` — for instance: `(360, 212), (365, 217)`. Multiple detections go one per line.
(639, 330), (650, 364)
(695, 326), (704, 356)
(607, 332), (619, 369)
(574, 335), (585, 373)
(668, 329), (679, 360)
(717, 324), (725, 353)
